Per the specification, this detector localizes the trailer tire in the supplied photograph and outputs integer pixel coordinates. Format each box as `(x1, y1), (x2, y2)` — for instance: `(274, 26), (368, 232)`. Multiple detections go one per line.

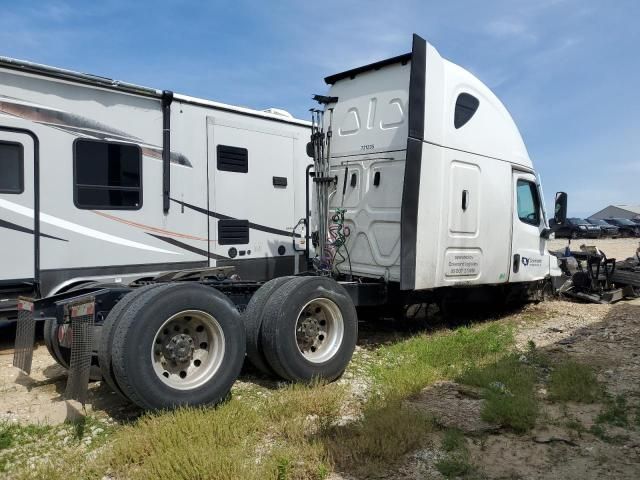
(43, 317), (70, 369)
(98, 284), (167, 398)
(243, 276), (295, 375)
(261, 276), (357, 382)
(111, 283), (245, 410)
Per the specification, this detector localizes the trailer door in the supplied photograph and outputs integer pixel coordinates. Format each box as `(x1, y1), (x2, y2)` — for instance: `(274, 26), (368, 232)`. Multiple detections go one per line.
(509, 171), (548, 282)
(207, 118), (296, 260)
(0, 131), (35, 283)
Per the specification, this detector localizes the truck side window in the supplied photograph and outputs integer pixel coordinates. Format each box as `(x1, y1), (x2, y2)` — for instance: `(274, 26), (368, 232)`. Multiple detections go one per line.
(516, 179), (540, 226)
(454, 93), (479, 129)
(74, 139), (142, 210)
(0, 141), (24, 194)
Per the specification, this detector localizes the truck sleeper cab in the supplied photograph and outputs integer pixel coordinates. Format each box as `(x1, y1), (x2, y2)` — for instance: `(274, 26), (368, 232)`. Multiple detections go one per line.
(319, 34), (558, 291)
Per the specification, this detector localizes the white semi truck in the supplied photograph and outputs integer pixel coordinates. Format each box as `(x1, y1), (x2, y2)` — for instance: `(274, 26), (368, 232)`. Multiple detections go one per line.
(8, 34), (568, 409)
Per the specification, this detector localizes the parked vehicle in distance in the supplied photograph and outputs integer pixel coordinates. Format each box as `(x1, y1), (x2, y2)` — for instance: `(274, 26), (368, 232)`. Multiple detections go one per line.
(586, 218), (620, 237)
(603, 218), (640, 237)
(551, 217), (601, 239)
(630, 218), (640, 226)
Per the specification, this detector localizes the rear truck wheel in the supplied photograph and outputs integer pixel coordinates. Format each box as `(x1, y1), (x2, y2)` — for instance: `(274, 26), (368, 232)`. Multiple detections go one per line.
(98, 284), (168, 398)
(243, 276), (295, 375)
(260, 276), (358, 383)
(110, 283), (245, 410)
(43, 317), (70, 369)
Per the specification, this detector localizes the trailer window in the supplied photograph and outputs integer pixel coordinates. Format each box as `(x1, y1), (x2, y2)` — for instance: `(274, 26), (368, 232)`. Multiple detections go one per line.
(74, 139), (142, 210)
(454, 93), (479, 129)
(0, 141), (24, 194)
(516, 179), (540, 226)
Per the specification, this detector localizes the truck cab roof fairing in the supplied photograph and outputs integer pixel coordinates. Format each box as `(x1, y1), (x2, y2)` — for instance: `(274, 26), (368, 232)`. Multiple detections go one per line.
(322, 37), (532, 169)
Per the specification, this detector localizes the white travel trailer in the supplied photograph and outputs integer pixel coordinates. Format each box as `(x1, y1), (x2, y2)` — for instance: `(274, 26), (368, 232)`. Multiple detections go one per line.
(11, 34), (567, 410)
(0, 57), (310, 322)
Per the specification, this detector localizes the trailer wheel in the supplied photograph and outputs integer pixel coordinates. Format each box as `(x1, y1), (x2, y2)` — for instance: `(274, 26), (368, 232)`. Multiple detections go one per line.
(43, 317), (70, 369)
(98, 284), (167, 398)
(111, 283), (245, 409)
(261, 276), (357, 382)
(243, 276), (295, 375)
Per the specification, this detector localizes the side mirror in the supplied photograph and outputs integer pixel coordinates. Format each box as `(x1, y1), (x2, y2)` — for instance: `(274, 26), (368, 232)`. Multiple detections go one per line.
(306, 141), (314, 158)
(554, 192), (568, 226)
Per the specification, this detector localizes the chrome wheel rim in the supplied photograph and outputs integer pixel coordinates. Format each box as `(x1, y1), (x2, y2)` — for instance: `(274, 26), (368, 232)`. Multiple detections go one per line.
(151, 310), (225, 390)
(295, 298), (344, 363)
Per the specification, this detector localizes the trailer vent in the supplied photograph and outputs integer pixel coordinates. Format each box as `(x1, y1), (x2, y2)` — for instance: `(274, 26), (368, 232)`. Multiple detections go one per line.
(217, 145), (248, 173)
(218, 219), (250, 245)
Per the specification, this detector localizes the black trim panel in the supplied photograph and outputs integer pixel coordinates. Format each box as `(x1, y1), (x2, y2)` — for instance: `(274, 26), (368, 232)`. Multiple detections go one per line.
(147, 233), (226, 260)
(162, 90), (174, 213)
(325, 53), (412, 85)
(0, 218), (67, 241)
(407, 34), (426, 141)
(170, 198), (300, 238)
(400, 34), (427, 291)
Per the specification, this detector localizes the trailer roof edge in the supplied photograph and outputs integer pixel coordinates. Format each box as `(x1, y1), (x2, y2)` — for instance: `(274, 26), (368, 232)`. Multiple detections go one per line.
(324, 52), (412, 85)
(0, 56), (311, 127)
(0, 56), (161, 98)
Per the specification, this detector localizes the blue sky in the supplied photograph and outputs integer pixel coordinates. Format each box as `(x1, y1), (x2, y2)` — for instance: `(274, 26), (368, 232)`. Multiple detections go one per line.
(1, 0), (638, 217)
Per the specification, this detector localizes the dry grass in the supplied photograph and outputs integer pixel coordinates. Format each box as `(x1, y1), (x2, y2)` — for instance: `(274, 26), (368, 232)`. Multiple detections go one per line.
(8, 320), (517, 479)
(548, 361), (604, 403)
(324, 402), (435, 477)
(458, 353), (538, 433)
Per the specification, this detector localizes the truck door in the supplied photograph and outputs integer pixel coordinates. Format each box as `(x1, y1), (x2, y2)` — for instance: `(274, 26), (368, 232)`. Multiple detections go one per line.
(0, 131), (35, 283)
(509, 171), (548, 282)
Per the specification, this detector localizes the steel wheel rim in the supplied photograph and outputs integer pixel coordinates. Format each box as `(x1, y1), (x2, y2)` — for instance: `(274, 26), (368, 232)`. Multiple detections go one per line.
(151, 310), (225, 390)
(295, 298), (344, 364)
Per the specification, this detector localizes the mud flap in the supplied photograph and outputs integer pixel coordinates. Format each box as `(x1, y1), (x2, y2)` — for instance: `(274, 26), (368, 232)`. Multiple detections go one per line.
(64, 298), (95, 405)
(12, 298), (36, 374)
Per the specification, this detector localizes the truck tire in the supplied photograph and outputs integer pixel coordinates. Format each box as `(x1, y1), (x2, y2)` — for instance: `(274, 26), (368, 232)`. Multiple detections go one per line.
(260, 276), (357, 382)
(111, 283), (245, 410)
(43, 317), (70, 369)
(98, 284), (167, 398)
(243, 276), (295, 375)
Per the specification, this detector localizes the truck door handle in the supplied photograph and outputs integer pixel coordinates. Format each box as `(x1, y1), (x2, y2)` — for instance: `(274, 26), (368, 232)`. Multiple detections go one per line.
(462, 190), (469, 211)
(513, 254), (520, 273)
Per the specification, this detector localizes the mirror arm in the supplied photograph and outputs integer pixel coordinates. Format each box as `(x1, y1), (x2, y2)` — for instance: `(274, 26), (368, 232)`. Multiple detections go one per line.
(540, 224), (560, 239)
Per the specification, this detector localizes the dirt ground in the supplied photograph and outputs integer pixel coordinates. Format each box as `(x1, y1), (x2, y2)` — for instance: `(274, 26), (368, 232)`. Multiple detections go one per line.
(396, 298), (640, 480)
(548, 236), (639, 261)
(1, 238), (639, 479)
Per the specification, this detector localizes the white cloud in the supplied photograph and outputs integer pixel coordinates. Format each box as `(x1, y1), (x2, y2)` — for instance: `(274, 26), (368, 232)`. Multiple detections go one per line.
(484, 19), (536, 41)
